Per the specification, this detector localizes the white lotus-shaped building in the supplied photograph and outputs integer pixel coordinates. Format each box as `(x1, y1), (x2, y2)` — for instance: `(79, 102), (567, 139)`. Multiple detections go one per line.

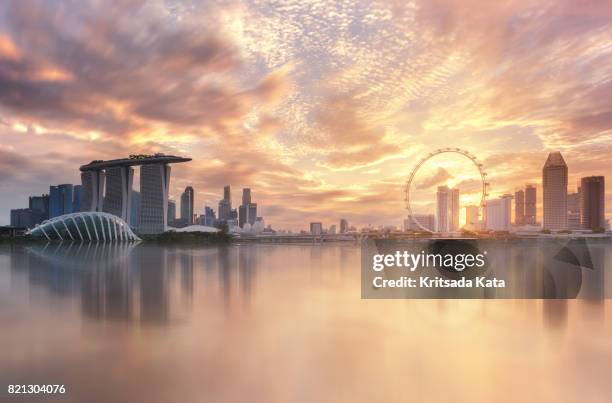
(28, 212), (140, 241)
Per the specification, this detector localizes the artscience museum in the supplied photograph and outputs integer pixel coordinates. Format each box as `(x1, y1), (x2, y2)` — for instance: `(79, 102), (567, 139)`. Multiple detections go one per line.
(27, 212), (140, 242)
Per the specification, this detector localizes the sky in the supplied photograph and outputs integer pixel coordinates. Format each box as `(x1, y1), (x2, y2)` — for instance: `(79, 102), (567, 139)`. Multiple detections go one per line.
(0, 0), (611, 230)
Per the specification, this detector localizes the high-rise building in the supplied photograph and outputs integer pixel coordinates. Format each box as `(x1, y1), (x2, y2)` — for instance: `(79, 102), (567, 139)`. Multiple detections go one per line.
(542, 152), (568, 230)
(436, 186), (450, 232)
(130, 190), (141, 230)
(449, 188), (460, 231)
(242, 188), (251, 205)
(218, 185), (232, 221)
(29, 194), (49, 220)
(310, 222), (323, 235)
(102, 166), (134, 224)
(525, 185), (537, 224)
(167, 199), (176, 224)
(514, 189), (525, 225)
(580, 176), (605, 231)
(339, 219), (349, 234)
(80, 170), (105, 212)
(465, 205), (480, 228)
(436, 186), (459, 232)
(239, 188), (258, 228)
(180, 186), (194, 225)
(72, 185), (83, 213)
(49, 184), (74, 218)
(202, 206), (216, 227)
(485, 194), (513, 231)
(404, 214), (436, 231)
(328, 224), (337, 235)
(218, 199), (231, 221)
(139, 164), (171, 234)
(10, 208), (46, 229)
(567, 190), (581, 230)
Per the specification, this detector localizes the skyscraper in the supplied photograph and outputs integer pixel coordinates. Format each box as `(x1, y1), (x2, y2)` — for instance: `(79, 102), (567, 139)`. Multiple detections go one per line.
(102, 166), (134, 224)
(485, 194), (512, 231)
(242, 188), (251, 205)
(239, 188), (258, 228)
(436, 186), (459, 232)
(310, 222), (323, 235)
(567, 190), (581, 230)
(29, 194), (49, 220)
(139, 164), (171, 234)
(49, 184), (74, 218)
(580, 176), (605, 231)
(202, 206), (216, 226)
(449, 188), (460, 231)
(80, 170), (105, 212)
(525, 185), (537, 224)
(72, 185), (83, 213)
(514, 189), (525, 225)
(130, 190), (141, 230)
(167, 199), (176, 224)
(339, 219), (349, 234)
(180, 186), (194, 225)
(542, 152), (568, 230)
(436, 186), (450, 232)
(218, 185), (232, 221)
(224, 185), (231, 206)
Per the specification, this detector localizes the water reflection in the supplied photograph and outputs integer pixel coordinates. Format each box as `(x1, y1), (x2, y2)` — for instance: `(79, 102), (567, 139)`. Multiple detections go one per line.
(1, 242), (611, 403)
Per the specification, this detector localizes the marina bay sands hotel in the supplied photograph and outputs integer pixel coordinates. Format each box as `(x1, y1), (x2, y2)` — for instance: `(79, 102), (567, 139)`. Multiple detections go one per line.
(79, 154), (191, 234)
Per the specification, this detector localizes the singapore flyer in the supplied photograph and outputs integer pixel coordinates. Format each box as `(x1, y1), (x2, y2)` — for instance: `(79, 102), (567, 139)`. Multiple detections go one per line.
(404, 148), (489, 232)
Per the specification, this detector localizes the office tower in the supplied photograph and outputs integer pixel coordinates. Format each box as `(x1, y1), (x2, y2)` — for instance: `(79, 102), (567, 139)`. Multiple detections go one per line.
(542, 152), (568, 230)
(218, 199), (231, 221)
(310, 222), (323, 235)
(224, 185), (231, 205)
(239, 188), (258, 228)
(218, 185), (232, 221)
(436, 186), (450, 232)
(80, 170), (105, 212)
(72, 185), (82, 213)
(180, 186), (194, 225)
(248, 203), (257, 226)
(449, 188), (460, 231)
(465, 205), (480, 228)
(567, 190), (581, 230)
(167, 199), (176, 224)
(242, 188), (251, 205)
(404, 214), (436, 231)
(131, 190), (141, 230)
(203, 206), (216, 226)
(339, 219), (348, 234)
(328, 224), (337, 235)
(139, 164), (171, 234)
(580, 176), (605, 231)
(436, 186), (460, 232)
(102, 166), (134, 224)
(10, 208), (45, 229)
(339, 219), (349, 234)
(514, 189), (525, 225)
(29, 194), (49, 220)
(49, 184), (74, 218)
(525, 185), (537, 224)
(484, 194), (513, 231)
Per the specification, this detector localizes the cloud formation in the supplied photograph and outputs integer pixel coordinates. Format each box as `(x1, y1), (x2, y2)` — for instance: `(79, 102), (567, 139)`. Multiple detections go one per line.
(0, 0), (611, 229)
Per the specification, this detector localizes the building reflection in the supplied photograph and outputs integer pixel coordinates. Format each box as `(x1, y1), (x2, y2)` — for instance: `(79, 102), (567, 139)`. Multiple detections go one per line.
(3, 240), (608, 330)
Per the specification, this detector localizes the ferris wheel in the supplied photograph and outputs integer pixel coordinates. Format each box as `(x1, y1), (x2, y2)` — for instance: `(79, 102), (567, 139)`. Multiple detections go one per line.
(404, 148), (489, 232)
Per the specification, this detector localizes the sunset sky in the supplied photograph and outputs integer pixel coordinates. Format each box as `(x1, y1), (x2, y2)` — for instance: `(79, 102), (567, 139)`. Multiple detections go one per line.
(0, 0), (611, 230)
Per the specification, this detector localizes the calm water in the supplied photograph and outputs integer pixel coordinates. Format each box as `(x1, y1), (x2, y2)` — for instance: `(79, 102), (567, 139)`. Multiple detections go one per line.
(1, 242), (611, 403)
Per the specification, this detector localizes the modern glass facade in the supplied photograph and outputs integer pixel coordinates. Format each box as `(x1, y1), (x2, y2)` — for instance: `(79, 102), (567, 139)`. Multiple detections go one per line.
(27, 212), (140, 241)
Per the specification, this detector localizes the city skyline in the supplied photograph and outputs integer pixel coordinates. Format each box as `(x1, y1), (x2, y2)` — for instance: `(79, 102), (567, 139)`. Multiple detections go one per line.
(1, 1), (611, 230)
